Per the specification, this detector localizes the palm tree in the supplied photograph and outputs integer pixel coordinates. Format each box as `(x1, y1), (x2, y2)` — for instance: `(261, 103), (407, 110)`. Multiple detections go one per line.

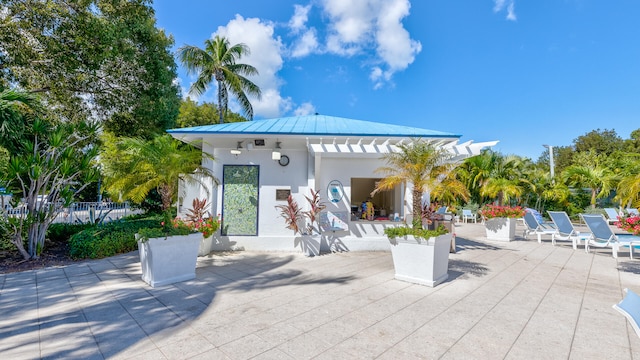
(0, 88), (40, 154)
(100, 134), (217, 212)
(613, 155), (640, 209)
(178, 36), (262, 123)
(373, 140), (460, 229)
(459, 151), (529, 206)
(563, 164), (616, 209)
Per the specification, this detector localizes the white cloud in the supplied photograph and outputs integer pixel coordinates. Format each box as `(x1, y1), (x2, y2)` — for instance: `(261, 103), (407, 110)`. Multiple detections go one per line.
(293, 102), (316, 116)
(214, 15), (290, 118)
(320, 0), (421, 88)
(494, 0), (517, 21)
(290, 28), (319, 58)
(288, 4), (311, 34)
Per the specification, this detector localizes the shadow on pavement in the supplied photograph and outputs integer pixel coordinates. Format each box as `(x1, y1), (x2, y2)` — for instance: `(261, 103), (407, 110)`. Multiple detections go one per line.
(0, 251), (357, 358)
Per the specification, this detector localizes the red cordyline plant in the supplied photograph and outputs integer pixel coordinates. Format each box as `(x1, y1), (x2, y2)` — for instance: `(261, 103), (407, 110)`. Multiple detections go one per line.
(303, 189), (326, 234)
(275, 194), (303, 235)
(172, 198), (220, 237)
(185, 198), (209, 222)
(480, 204), (525, 219)
(616, 214), (640, 235)
(275, 190), (325, 235)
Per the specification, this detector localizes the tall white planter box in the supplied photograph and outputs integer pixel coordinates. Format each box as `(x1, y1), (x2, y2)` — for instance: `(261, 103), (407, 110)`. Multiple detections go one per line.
(389, 234), (451, 287)
(137, 232), (202, 287)
(485, 217), (517, 241)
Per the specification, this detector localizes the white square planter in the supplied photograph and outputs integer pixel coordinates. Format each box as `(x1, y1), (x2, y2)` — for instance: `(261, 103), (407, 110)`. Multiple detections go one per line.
(137, 232), (202, 287)
(389, 234), (451, 287)
(485, 217), (517, 241)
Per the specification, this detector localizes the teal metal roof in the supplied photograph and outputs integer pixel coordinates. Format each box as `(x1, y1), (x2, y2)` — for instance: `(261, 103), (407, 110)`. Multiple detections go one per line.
(167, 114), (460, 138)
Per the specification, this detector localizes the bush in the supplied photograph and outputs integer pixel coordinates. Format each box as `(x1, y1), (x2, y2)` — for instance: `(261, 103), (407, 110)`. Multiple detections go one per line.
(384, 225), (448, 240)
(0, 217), (14, 251)
(46, 223), (94, 242)
(69, 219), (161, 259)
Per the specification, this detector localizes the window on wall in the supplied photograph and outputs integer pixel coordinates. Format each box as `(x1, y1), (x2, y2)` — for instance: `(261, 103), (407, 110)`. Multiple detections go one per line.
(222, 165), (259, 236)
(350, 178), (398, 219)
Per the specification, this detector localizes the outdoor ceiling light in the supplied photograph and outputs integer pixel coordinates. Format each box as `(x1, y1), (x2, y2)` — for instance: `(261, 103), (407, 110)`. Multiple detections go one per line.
(230, 141), (243, 156)
(272, 141), (282, 160)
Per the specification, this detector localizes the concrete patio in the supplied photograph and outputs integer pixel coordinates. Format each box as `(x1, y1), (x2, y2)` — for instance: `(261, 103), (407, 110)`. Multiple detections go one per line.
(1, 222), (639, 359)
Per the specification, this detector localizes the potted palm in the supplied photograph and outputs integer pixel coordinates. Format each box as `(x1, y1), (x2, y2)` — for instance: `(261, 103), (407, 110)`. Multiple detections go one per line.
(100, 134), (218, 286)
(480, 204), (525, 241)
(275, 189), (326, 256)
(374, 140), (464, 287)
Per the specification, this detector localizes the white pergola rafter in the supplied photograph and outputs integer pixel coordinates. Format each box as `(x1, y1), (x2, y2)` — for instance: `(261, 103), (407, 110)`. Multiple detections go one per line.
(306, 137), (498, 159)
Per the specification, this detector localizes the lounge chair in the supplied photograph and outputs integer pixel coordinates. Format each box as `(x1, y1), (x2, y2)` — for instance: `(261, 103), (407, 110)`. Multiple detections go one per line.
(627, 208), (640, 216)
(461, 209), (477, 223)
(581, 214), (640, 258)
(603, 208), (620, 225)
(547, 211), (591, 250)
(523, 211), (556, 243)
(613, 288), (640, 338)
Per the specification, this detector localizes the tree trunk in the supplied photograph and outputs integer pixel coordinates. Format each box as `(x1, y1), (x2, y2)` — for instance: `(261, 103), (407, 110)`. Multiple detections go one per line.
(591, 189), (597, 209)
(217, 79), (224, 124)
(11, 230), (31, 261)
(158, 184), (172, 212)
(412, 188), (423, 229)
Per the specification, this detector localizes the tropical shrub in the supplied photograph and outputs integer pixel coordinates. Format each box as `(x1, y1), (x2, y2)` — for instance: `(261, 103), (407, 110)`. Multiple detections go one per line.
(69, 219), (160, 259)
(46, 223), (94, 243)
(384, 225), (448, 240)
(616, 214), (640, 235)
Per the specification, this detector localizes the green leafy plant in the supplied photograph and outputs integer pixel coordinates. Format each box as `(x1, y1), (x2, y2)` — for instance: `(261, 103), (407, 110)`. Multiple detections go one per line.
(69, 219), (160, 259)
(384, 225), (448, 240)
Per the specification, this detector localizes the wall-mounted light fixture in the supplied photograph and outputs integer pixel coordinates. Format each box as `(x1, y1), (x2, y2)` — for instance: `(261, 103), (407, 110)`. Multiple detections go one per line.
(230, 141), (243, 156)
(272, 141), (282, 160)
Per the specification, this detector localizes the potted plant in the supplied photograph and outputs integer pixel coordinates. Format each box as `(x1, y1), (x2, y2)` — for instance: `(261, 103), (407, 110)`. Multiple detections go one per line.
(373, 140), (464, 287)
(384, 225), (450, 286)
(136, 212), (202, 288)
(480, 204), (525, 241)
(275, 189), (326, 256)
(180, 198), (221, 255)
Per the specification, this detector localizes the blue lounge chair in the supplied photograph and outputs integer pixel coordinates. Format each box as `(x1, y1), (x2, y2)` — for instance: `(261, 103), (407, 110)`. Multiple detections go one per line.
(627, 208), (640, 216)
(613, 288), (640, 338)
(603, 208), (620, 225)
(581, 214), (640, 258)
(462, 209), (477, 223)
(547, 211), (591, 250)
(523, 211), (556, 243)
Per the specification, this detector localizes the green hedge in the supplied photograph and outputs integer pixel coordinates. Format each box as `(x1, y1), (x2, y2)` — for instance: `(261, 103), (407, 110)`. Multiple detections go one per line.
(47, 223), (95, 243)
(69, 219), (161, 259)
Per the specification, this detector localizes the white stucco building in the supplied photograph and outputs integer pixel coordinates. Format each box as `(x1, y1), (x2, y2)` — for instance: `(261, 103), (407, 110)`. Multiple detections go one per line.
(168, 114), (496, 254)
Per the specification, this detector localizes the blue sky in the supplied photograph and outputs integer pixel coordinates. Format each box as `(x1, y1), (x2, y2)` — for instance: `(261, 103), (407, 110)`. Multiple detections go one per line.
(152, 0), (640, 160)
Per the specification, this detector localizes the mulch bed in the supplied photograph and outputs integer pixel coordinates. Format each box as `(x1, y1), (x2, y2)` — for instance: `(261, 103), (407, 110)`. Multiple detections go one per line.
(0, 239), (76, 274)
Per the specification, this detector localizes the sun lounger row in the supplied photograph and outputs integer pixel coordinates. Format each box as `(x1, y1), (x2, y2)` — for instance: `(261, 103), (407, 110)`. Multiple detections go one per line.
(523, 210), (640, 259)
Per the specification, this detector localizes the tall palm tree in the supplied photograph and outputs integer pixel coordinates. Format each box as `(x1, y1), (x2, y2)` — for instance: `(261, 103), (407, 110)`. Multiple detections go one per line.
(100, 134), (217, 211)
(178, 36), (262, 123)
(373, 140), (460, 229)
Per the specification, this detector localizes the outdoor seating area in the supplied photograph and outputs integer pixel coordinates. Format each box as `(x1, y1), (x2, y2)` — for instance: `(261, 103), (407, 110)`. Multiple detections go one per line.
(1, 222), (639, 359)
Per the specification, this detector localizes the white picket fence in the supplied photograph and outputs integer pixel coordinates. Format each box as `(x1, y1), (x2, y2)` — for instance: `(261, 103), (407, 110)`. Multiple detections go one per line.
(4, 201), (141, 224)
